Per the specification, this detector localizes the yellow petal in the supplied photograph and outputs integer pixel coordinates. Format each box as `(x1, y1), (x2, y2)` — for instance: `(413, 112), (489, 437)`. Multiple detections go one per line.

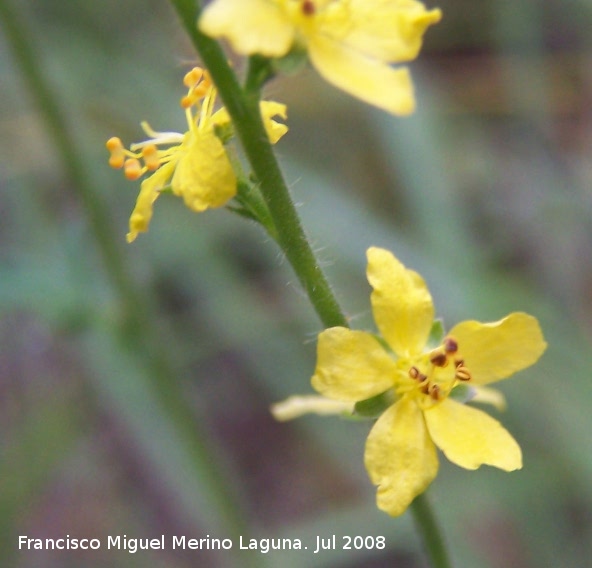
(308, 35), (416, 115)
(171, 130), (236, 212)
(365, 398), (438, 516)
(260, 101), (288, 144)
(212, 101), (288, 144)
(210, 107), (231, 128)
(448, 312), (547, 385)
(424, 398), (522, 471)
(336, 0), (442, 62)
(270, 395), (354, 421)
(311, 327), (397, 402)
(366, 247), (434, 357)
(126, 160), (176, 242)
(199, 0), (294, 57)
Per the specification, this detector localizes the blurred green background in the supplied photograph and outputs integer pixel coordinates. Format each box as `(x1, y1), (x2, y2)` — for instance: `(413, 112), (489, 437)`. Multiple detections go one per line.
(2, 0), (592, 566)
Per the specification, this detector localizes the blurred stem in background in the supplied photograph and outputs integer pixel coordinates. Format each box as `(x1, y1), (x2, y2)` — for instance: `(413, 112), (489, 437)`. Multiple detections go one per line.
(0, 0), (255, 559)
(169, 1), (452, 567)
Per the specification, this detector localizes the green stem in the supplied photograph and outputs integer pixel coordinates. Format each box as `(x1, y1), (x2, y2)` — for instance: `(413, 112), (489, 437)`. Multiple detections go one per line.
(234, 178), (279, 240)
(0, 0), (251, 547)
(410, 493), (453, 568)
(244, 55), (276, 96)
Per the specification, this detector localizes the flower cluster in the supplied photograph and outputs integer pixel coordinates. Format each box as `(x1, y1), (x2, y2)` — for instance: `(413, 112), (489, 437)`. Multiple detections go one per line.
(308, 247), (547, 516)
(199, 0), (442, 114)
(107, 67), (287, 242)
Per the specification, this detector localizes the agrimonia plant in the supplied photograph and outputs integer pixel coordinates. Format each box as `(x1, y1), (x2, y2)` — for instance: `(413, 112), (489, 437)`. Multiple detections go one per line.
(103, 2), (547, 567)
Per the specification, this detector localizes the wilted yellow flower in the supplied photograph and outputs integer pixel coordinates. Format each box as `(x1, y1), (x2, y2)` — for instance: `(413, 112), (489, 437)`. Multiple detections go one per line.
(106, 67), (288, 242)
(199, 0), (442, 115)
(311, 247), (547, 516)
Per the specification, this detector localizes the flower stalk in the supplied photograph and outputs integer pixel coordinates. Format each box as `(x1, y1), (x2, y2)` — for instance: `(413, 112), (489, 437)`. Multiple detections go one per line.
(410, 493), (453, 568)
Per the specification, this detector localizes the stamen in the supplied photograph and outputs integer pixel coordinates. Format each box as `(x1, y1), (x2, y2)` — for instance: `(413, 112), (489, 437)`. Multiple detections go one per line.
(183, 67), (204, 88)
(430, 352), (448, 367)
(181, 68), (212, 109)
(302, 0), (315, 15)
(198, 87), (217, 129)
(124, 158), (143, 180)
(106, 137), (125, 169)
(139, 121), (184, 142)
(193, 83), (210, 98)
(429, 384), (441, 401)
(181, 93), (197, 109)
(409, 366), (427, 382)
(142, 144), (160, 171)
(201, 70), (212, 90)
(455, 366), (472, 381)
(443, 337), (458, 354)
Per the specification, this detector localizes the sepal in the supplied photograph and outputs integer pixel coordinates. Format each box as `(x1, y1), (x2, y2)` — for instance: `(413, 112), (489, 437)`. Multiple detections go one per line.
(272, 45), (308, 75)
(448, 383), (476, 405)
(354, 389), (395, 419)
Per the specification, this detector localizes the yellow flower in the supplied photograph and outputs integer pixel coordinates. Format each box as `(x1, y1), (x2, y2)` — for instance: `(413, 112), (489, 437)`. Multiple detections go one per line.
(311, 247), (547, 516)
(199, 0), (442, 115)
(106, 67), (288, 242)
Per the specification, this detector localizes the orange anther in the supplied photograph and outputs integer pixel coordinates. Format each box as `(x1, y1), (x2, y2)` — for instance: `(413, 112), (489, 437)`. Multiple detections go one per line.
(106, 137), (125, 169)
(142, 144), (160, 170)
(106, 136), (123, 151)
(201, 70), (212, 89)
(183, 67), (203, 88)
(109, 155), (124, 169)
(124, 158), (142, 180)
(180, 93), (197, 109)
(193, 84), (209, 98)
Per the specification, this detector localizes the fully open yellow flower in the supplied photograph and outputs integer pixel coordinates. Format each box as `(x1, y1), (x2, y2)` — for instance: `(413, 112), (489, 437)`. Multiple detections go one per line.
(106, 67), (288, 242)
(311, 247), (547, 516)
(199, 0), (442, 115)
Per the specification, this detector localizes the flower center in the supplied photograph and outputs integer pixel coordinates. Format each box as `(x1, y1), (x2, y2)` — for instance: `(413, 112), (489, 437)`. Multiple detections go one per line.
(405, 337), (472, 404)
